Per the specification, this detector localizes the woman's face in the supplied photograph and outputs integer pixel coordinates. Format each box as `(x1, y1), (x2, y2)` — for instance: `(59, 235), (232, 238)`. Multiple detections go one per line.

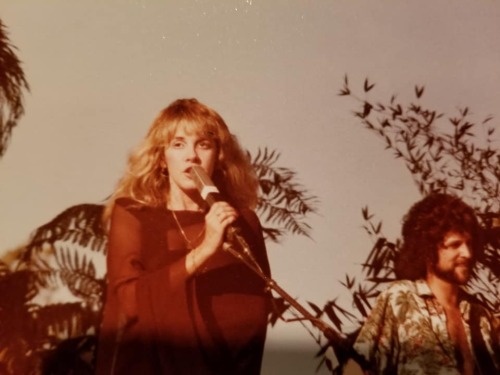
(164, 124), (218, 195)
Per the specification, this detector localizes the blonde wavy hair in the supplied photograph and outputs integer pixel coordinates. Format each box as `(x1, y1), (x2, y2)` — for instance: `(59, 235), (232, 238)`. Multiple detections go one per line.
(103, 98), (259, 222)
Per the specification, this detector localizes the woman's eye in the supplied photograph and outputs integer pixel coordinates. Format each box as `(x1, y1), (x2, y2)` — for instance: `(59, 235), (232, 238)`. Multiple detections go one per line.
(198, 141), (213, 149)
(171, 141), (184, 148)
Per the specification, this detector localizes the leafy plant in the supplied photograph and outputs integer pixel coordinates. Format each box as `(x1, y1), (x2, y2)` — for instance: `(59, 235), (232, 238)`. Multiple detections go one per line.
(311, 76), (500, 373)
(252, 147), (318, 241)
(0, 19), (29, 158)
(0, 147), (317, 373)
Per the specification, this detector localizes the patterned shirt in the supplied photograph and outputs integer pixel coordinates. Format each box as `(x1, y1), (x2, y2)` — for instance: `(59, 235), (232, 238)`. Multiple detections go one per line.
(353, 279), (499, 375)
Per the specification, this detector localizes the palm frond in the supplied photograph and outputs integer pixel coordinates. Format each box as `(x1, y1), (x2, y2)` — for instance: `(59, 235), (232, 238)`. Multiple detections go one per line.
(31, 303), (99, 341)
(251, 147), (319, 242)
(54, 245), (103, 305)
(24, 204), (107, 262)
(0, 19), (30, 158)
(30, 246), (104, 308)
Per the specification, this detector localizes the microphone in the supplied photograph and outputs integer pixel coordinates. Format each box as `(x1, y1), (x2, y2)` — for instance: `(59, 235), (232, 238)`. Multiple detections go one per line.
(189, 165), (242, 244)
(189, 166), (263, 271)
(189, 165), (224, 207)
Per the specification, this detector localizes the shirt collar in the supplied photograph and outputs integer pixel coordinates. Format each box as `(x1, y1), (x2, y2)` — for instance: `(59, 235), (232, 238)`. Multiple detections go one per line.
(414, 278), (471, 318)
(415, 279), (433, 297)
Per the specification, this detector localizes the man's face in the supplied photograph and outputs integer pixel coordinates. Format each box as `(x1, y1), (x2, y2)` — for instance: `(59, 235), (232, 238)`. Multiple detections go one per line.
(431, 231), (473, 285)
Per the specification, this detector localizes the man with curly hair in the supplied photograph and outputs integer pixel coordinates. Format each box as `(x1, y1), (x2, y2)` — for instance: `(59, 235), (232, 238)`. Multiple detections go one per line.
(352, 193), (499, 375)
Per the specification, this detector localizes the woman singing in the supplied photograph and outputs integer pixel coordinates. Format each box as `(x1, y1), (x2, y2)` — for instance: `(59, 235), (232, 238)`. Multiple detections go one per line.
(95, 99), (271, 374)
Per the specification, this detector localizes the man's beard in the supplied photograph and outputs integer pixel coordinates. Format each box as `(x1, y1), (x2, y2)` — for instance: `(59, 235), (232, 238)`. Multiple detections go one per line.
(432, 262), (472, 285)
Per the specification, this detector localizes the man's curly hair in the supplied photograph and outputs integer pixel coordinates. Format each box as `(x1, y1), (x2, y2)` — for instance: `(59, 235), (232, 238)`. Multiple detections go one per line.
(395, 193), (482, 280)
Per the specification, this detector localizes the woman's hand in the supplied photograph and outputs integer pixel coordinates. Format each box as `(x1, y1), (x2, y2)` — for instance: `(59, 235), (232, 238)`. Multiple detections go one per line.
(202, 201), (239, 253)
(185, 202), (238, 275)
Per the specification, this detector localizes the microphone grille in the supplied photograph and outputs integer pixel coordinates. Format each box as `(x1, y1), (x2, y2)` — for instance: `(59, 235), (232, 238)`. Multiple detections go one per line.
(190, 166), (220, 200)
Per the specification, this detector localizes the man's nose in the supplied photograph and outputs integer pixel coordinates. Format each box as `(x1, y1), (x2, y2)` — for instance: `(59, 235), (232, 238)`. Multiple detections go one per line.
(459, 243), (472, 259)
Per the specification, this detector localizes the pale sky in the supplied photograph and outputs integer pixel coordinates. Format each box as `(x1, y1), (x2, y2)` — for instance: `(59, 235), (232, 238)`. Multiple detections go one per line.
(1, 1), (499, 374)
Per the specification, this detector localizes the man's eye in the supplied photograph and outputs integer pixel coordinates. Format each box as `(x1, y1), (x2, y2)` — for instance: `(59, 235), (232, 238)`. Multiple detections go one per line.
(447, 241), (462, 249)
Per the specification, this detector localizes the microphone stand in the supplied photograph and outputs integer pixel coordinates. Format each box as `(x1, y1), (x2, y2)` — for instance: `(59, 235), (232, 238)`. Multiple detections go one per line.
(222, 229), (349, 358)
(188, 165), (349, 366)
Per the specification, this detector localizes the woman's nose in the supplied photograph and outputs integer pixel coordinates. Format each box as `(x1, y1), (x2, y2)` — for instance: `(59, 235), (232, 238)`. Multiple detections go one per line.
(185, 144), (200, 161)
